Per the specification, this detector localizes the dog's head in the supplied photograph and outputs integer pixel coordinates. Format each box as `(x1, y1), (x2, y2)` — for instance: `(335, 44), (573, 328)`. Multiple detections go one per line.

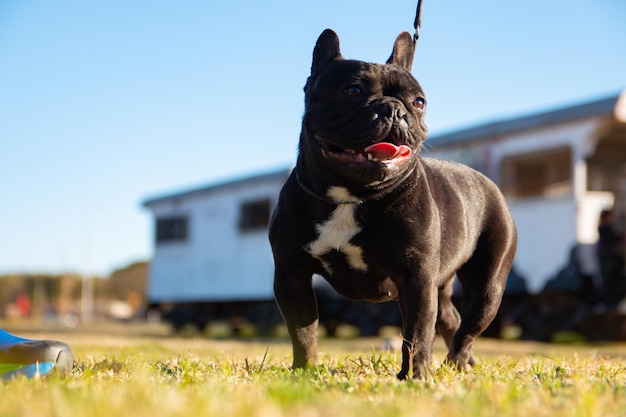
(299, 29), (428, 188)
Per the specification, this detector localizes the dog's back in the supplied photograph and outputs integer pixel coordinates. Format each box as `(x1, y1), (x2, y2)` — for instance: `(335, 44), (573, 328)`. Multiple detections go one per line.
(419, 157), (517, 278)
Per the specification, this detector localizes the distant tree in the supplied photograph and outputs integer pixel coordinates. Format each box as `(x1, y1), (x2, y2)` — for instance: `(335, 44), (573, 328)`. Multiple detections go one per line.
(0, 264), (148, 319)
(0, 275), (28, 306)
(108, 261), (148, 304)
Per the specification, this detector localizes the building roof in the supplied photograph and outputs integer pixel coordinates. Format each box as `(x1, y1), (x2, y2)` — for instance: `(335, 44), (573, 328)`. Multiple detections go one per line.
(427, 91), (623, 148)
(142, 167), (291, 208)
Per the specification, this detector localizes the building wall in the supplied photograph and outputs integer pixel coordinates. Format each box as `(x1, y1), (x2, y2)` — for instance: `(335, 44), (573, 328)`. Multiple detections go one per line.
(508, 196), (576, 293)
(146, 176), (285, 302)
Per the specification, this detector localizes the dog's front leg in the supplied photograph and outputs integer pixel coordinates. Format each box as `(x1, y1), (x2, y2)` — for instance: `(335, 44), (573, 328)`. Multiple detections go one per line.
(397, 281), (438, 380)
(274, 270), (318, 369)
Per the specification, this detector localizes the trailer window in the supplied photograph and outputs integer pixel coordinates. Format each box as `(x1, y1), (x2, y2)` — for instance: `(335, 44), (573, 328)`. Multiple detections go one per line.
(155, 216), (188, 243)
(239, 199), (270, 232)
(501, 147), (572, 199)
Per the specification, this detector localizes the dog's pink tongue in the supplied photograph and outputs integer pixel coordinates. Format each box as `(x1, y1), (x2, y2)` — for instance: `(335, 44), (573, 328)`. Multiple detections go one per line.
(364, 143), (412, 160)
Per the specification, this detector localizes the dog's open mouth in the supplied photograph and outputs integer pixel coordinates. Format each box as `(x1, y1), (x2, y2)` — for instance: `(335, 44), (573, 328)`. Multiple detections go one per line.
(318, 140), (412, 164)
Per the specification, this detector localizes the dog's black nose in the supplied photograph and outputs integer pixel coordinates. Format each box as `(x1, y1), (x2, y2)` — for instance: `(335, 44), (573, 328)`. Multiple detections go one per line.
(375, 100), (406, 121)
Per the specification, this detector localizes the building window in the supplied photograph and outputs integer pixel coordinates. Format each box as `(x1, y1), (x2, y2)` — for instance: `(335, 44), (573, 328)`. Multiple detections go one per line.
(239, 199), (270, 232)
(501, 147), (572, 199)
(155, 216), (189, 243)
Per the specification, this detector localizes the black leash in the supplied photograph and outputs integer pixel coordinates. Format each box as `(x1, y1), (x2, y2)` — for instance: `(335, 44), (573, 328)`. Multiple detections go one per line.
(413, 0), (424, 44)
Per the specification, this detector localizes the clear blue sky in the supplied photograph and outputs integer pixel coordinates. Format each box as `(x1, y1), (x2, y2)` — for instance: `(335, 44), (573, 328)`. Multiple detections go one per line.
(1, 0), (624, 276)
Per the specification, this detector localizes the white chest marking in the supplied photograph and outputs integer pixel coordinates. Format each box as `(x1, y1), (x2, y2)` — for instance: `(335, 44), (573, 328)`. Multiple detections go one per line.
(307, 187), (368, 274)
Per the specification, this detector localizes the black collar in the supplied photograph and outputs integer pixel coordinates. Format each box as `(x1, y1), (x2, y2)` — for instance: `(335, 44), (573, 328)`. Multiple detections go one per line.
(295, 169), (362, 205)
(294, 165), (417, 206)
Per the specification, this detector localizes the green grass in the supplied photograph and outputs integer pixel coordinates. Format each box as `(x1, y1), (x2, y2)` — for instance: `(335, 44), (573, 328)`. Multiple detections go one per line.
(1, 323), (625, 417)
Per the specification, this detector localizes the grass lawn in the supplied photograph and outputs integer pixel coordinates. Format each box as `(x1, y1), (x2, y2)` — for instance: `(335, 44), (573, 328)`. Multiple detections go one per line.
(0, 321), (625, 417)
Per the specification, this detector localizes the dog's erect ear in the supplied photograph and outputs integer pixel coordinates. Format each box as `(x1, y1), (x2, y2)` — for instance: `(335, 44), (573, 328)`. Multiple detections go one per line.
(311, 29), (342, 74)
(386, 32), (415, 71)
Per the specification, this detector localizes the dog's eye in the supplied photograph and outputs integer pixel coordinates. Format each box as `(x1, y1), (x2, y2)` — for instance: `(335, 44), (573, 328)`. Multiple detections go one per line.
(412, 97), (425, 110)
(343, 85), (362, 97)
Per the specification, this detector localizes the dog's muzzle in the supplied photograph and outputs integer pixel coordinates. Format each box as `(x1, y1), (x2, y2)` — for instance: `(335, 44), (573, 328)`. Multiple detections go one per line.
(316, 137), (413, 167)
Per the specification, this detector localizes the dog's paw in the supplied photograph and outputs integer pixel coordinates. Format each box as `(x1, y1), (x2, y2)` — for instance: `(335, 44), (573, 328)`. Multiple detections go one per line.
(444, 352), (475, 371)
(396, 363), (432, 381)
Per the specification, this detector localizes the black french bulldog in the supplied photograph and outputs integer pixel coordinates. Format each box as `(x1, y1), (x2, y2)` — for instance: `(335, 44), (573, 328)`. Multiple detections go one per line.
(269, 29), (517, 380)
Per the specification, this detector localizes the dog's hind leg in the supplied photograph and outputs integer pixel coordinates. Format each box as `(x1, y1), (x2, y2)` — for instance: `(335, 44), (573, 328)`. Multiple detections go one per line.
(436, 277), (461, 350)
(447, 245), (513, 369)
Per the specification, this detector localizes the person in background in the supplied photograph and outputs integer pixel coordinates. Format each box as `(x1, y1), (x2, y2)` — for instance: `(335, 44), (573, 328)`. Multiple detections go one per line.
(597, 209), (626, 304)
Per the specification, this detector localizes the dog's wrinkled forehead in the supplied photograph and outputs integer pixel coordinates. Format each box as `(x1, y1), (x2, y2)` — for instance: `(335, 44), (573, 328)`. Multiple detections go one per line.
(306, 59), (424, 101)
(305, 60), (424, 113)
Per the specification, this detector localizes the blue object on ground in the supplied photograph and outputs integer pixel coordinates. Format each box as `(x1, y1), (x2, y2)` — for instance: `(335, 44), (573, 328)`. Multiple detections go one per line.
(0, 329), (74, 380)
